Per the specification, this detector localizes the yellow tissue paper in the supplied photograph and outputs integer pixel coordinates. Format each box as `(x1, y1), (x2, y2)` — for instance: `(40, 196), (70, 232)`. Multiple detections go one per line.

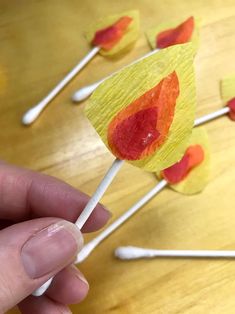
(85, 43), (196, 172)
(85, 10), (139, 57)
(220, 73), (235, 102)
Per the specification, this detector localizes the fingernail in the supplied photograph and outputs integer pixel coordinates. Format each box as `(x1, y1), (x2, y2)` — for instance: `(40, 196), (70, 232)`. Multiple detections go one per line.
(21, 221), (83, 279)
(102, 205), (112, 219)
(70, 265), (88, 286)
(77, 271), (89, 286)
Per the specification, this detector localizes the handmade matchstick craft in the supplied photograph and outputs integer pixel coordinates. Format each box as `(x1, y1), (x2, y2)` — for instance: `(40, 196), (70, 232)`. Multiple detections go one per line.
(22, 10), (139, 125)
(33, 42), (196, 296)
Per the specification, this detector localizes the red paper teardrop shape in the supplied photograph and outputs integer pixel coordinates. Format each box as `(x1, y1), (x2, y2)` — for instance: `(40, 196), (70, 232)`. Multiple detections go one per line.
(92, 16), (133, 50)
(162, 144), (204, 184)
(227, 98), (235, 121)
(108, 71), (179, 160)
(156, 16), (194, 49)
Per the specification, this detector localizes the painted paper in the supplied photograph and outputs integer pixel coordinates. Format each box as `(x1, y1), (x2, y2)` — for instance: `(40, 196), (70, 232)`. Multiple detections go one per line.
(85, 43), (196, 172)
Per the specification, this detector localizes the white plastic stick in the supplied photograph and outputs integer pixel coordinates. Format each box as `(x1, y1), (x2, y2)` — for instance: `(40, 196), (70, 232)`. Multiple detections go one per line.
(22, 46), (100, 125)
(72, 48), (160, 102)
(75, 158), (124, 229)
(194, 107), (230, 126)
(32, 158), (123, 296)
(115, 246), (235, 260)
(76, 179), (168, 263)
(32, 278), (53, 297)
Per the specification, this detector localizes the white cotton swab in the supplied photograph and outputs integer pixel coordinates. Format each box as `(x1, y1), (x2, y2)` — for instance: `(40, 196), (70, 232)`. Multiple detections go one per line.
(115, 246), (235, 260)
(194, 107), (230, 126)
(32, 158), (123, 296)
(76, 179), (168, 263)
(33, 105), (232, 295)
(75, 158), (124, 229)
(22, 47), (100, 125)
(72, 48), (160, 102)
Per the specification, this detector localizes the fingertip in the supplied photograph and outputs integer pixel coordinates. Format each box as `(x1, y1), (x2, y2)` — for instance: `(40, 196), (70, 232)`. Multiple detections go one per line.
(46, 265), (89, 304)
(19, 295), (72, 314)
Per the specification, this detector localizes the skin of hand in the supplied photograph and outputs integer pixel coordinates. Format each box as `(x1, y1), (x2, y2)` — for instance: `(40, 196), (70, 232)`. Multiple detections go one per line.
(0, 161), (111, 314)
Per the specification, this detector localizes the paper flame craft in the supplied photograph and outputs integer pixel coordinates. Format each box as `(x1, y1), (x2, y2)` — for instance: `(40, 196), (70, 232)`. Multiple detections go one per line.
(146, 16), (200, 53)
(85, 43), (196, 172)
(86, 10), (139, 56)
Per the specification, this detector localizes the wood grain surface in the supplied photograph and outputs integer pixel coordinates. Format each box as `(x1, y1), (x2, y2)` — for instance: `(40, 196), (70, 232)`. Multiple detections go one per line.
(1, 0), (235, 313)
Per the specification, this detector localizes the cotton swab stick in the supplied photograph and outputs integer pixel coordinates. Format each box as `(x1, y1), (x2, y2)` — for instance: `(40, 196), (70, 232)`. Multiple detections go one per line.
(22, 46), (100, 125)
(76, 179), (168, 263)
(32, 157), (123, 296)
(75, 158), (124, 229)
(194, 107), (230, 126)
(72, 49), (160, 102)
(115, 246), (235, 260)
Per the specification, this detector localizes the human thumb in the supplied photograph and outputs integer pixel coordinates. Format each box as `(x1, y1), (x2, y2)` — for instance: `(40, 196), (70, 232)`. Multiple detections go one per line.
(0, 217), (83, 313)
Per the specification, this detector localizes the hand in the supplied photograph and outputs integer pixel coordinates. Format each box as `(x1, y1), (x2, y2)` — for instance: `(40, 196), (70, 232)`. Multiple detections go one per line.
(0, 162), (111, 314)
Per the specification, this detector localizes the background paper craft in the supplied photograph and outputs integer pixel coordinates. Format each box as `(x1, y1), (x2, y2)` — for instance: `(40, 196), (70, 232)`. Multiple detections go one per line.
(76, 128), (210, 263)
(85, 43), (196, 171)
(146, 16), (200, 53)
(22, 10), (139, 125)
(73, 15), (199, 103)
(85, 10), (139, 57)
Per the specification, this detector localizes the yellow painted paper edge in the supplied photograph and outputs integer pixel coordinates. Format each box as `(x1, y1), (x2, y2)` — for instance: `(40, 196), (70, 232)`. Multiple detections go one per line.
(220, 73), (235, 102)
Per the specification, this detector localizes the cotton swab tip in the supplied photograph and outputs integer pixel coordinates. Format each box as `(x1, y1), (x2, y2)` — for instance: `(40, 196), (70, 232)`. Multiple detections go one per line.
(32, 278), (53, 296)
(115, 246), (150, 260)
(75, 242), (96, 264)
(72, 86), (94, 102)
(22, 106), (43, 125)
(72, 82), (102, 102)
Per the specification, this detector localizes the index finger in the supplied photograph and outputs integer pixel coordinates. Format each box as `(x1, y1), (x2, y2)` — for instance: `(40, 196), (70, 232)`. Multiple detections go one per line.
(0, 162), (111, 232)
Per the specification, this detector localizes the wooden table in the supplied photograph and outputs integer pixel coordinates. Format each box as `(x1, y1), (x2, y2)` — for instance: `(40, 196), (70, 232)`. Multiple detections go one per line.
(2, 0), (235, 313)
